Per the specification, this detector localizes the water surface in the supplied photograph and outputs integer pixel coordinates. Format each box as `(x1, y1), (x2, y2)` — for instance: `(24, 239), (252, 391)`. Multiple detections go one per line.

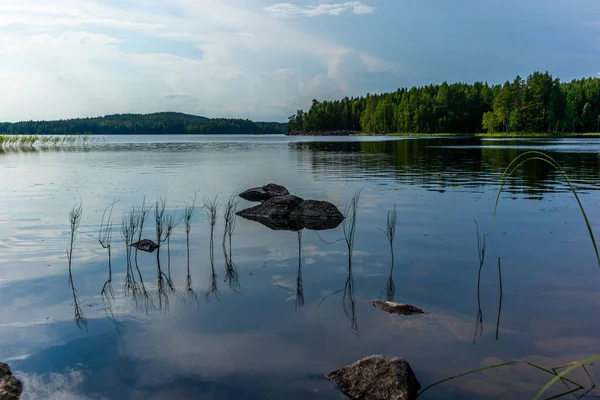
(1, 135), (600, 399)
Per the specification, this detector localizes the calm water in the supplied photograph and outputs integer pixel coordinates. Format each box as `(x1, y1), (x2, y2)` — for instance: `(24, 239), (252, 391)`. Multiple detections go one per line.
(1, 135), (600, 399)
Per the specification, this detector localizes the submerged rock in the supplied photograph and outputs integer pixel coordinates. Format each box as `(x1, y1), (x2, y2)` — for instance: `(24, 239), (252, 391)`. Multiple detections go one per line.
(370, 301), (425, 315)
(236, 196), (344, 231)
(327, 355), (421, 400)
(131, 239), (159, 253)
(0, 362), (22, 400)
(239, 183), (290, 202)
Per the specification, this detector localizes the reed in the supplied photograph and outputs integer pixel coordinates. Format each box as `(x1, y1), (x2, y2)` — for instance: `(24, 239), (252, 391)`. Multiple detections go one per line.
(222, 195), (240, 291)
(183, 195), (198, 303)
(0, 134), (100, 150)
(318, 190), (361, 333)
(295, 230), (304, 309)
(121, 208), (140, 302)
(133, 198), (154, 312)
(204, 196), (220, 300)
(472, 219), (485, 343)
(154, 198), (171, 311)
(67, 202), (87, 332)
(92, 201), (117, 305)
(379, 204), (397, 301)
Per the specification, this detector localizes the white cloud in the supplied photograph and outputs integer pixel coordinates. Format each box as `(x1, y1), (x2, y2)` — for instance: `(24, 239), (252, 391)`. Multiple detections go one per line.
(0, 0), (394, 122)
(264, 1), (374, 18)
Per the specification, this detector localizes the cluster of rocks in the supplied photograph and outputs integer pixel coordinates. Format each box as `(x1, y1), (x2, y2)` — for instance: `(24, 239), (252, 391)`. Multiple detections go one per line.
(0, 363), (22, 400)
(237, 184), (344, 231)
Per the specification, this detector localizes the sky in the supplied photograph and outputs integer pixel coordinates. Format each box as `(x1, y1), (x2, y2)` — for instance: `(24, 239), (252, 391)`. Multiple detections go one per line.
(0, 0), (599, 123)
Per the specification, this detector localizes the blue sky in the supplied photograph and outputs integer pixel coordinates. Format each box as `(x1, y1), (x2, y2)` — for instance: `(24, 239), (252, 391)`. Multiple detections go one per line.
(0, 0), (599, 122)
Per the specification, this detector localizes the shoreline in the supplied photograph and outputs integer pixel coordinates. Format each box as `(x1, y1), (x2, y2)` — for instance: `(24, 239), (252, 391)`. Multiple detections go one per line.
(286, 132), (600, 138)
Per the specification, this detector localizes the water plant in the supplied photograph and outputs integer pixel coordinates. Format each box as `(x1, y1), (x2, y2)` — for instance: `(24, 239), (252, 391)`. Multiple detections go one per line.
(379, 204), (397, 301)
(421, 151), (600, 398)
(67, 202), (87, 332)
(319, 190), (361, 333)
(154, 198), (171, 311)
(295, 230), (304, 309)
(0, 134), (100, 151)
(204, 195), (220, 300)
(183, 195), (198, 303)
(222, 195), (240, 291)
(472, 219), (486, 343)
(121, 208), (140, 301)
(84, 201), (117, 305)
(495, 257), (503, 341)
(132, 198), (154, 312)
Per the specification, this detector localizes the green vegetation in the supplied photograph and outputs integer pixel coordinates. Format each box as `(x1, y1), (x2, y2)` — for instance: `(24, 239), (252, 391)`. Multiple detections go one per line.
(0, 134), (96, 149)
(288, 71), (600, 135)
(0, 112), (286, 135)
(421, 151), (600, 398)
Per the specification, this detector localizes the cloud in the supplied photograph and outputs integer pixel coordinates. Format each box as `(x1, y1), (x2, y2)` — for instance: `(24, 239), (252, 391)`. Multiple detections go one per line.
(0, 0), (395, 122)
(264, 1), (374, 18)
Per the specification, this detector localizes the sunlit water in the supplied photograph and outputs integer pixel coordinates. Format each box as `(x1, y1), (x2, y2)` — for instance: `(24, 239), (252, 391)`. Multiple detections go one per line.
(1, 135), (600, 399)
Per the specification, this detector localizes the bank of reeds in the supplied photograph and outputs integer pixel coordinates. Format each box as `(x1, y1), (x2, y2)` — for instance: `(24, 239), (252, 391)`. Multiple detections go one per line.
(0, 134), (100, 150)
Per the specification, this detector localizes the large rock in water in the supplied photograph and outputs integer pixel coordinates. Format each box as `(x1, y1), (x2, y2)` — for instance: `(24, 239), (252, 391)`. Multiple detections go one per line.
(327, 355), (421, 400)
(239, 183), (290, 202)
(0, 362), (22, 400)
(236, 196), (344, 231)
(236, 195), (305, 230)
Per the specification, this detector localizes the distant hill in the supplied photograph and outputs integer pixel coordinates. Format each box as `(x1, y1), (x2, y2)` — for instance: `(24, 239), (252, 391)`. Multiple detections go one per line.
(0, 112), (287, 135)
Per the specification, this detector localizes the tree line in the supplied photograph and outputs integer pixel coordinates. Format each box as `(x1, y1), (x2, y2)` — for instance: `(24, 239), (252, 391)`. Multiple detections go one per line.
(287, 72), (600, 134)
(0, 112), (287, 135)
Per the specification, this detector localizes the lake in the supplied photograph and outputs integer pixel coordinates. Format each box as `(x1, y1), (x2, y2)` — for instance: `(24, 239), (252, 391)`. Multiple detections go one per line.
(1, 135), (600, 399)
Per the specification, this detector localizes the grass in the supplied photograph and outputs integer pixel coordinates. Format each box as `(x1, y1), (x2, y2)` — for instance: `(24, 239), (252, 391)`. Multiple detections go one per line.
(318, 189), (361, 333)
(154, 198), (172, 311)
(222, 195), (241, 291)
(0, 134), (100, 150)
(472, 219), (485, 344)
(67, 202), (87, 332)
(379, 204), (397, 301)
(184, 195), (198, 303)
(421, 151), (600, 398)
(204, 195), (220, 301)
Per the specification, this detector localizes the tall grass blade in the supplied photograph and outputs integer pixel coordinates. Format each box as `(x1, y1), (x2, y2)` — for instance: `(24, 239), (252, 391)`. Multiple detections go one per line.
(493, 151), (599, 267)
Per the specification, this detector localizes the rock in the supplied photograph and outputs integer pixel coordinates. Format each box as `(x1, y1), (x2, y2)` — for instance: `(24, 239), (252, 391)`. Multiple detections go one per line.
(327, 355), (421, 400)
(131, 239), (159, 253)
(289, 200), (344, 227)
(0, 362), (22, 400)
(370, 301), (425, 315)
(237, 196), (344, 231)
(239, 183), (290, 202)
(237, 195), (304, 222)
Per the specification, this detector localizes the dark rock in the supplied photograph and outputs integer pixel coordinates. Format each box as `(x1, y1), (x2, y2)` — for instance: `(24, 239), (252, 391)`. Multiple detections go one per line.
(237, 195), (304, 220)
(327, 355), (421, 400)
(237, 196), (344, 231)
(131, 239), (159, 253)
(239, 183), (290, 202)
(289, 200), (344, 224)
(370, 301), (425, 315)
(0, 362), (22, 400)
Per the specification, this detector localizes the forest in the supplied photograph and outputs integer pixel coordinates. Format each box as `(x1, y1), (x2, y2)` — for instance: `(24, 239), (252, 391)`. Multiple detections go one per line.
(287, 72), (600, 135)
(0, 112), (287, 135)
